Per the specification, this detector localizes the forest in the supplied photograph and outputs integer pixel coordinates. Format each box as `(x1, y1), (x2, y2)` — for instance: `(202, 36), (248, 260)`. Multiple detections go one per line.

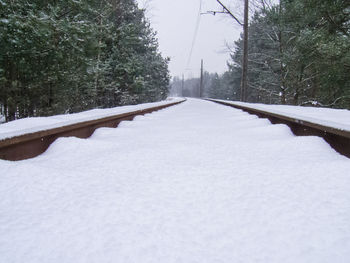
(0, 0), (170, 122)
(1, 0), (349, 123)
(171, 0), (350, 109)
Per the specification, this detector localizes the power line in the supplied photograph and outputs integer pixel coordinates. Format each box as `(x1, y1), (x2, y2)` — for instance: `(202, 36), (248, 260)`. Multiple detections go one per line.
(185, 0), (203, 71)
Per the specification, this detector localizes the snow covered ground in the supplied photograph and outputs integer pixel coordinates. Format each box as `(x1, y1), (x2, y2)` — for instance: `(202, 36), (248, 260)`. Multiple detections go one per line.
(213, 99), (350, 132)
(0, 98), (183, 140)
(1, 98), (350, 262)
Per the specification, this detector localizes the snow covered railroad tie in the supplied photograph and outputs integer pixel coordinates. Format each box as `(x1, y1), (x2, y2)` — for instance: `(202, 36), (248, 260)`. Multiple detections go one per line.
(208, 99), (350, 159)
(0, 99), (185, 161)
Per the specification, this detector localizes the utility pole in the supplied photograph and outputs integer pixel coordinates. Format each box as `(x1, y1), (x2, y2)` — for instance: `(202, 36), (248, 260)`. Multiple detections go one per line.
(200, 59), (204, 98)
(205, 0), (249, 102)
(241, 0), (249, 102)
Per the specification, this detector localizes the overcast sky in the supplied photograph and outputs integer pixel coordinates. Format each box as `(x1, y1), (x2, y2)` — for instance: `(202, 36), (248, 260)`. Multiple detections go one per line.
(138, 0), (243, 79)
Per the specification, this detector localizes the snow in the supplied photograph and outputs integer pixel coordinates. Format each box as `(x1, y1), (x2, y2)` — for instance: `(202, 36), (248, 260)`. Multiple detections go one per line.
(0, 98), (183, 141)
(1, 98), (350, 262)
(212, 99), (350, 132)
(0, 18), (9, 24)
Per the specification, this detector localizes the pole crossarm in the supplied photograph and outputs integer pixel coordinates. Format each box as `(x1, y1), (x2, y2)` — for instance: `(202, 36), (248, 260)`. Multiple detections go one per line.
(201, 11), (226, 15)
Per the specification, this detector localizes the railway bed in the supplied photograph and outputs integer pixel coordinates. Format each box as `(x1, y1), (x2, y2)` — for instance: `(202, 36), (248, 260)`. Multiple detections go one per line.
(1, 98), (349, 262)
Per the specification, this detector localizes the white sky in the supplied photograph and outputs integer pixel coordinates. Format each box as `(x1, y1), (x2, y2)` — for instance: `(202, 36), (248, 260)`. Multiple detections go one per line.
(138, 0), (243, 79)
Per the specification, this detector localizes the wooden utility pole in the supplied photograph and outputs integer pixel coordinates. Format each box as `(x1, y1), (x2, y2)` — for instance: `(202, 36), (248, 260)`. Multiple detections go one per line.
(241, 0), (249, 102)
(200, 59), (204, 98)
(211, 0), (248, 102)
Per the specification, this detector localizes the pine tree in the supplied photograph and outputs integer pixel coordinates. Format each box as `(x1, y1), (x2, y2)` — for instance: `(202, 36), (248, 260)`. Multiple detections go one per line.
(0, 0), (170, 122)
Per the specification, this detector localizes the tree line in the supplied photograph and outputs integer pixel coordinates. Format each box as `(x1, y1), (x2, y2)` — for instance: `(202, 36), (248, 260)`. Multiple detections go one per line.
(171, 0), (350, 109)
(170, 72), (237, 100)
(0, 0), (170, 122)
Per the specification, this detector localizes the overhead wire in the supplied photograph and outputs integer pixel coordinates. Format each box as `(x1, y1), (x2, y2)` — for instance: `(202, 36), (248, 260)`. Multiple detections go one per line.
(185, 0), (203, 71)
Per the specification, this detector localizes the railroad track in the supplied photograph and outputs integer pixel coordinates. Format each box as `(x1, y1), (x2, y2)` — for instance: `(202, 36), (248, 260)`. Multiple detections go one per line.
(2, 98), (348, 161)
(0, 99), (185, 161)
(208, 99), (350, 159)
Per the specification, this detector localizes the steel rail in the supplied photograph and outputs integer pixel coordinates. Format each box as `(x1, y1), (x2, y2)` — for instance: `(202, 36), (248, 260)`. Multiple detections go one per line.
(0, 99), (186, 161)
(207, 99), (350, 158)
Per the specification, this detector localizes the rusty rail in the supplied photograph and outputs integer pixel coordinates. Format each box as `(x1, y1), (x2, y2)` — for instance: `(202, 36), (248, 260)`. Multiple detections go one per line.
(0, 99), (185, 161)
(207, 99), (350, 158)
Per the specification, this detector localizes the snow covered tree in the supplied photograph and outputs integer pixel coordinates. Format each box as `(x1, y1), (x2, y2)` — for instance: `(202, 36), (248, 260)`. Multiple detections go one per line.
(226, 0), (350, 108)
(0, 0), (170, 122)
